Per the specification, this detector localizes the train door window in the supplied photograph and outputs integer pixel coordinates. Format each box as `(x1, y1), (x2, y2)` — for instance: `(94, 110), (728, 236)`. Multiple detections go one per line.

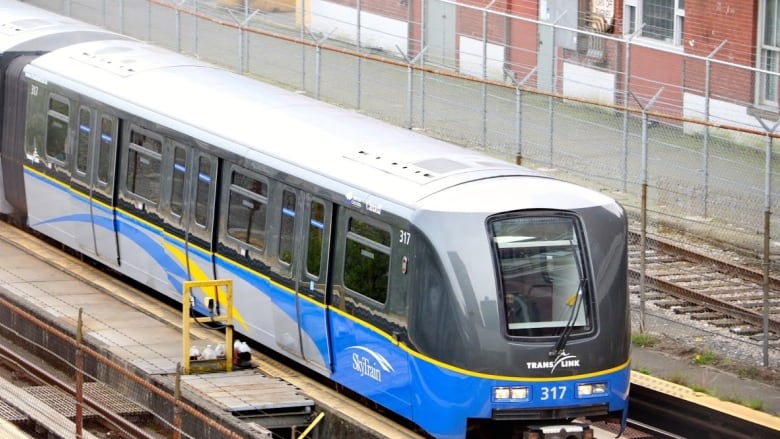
(125, 127), (162, 205)
(194, 155), (213, 227)
(45, 95), (69, 162)
(96, 115), (116, 185)
(170, 143), (187, 218)
(278, 189), (296, 265)
(226, 170), (268, 249)
(306, 200), (325, 277)
(490, 215), (590, 336)
(344, 216), (391, 304)
(75, 107), (92, 174)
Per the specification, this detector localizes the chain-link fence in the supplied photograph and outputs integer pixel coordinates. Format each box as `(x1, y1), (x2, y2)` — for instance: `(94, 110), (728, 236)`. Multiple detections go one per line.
(20, 0), (780, 367)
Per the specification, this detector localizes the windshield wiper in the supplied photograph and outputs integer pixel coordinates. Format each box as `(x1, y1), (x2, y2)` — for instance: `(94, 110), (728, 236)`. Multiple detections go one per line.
(548, 277), (586, 358)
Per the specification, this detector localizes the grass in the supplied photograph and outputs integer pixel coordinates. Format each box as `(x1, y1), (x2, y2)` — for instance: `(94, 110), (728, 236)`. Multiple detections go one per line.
(694, 351), (718, 366)
(632, 336), (776, 413)
(631, 332), (658, 348)
(634, 367), (652, 375)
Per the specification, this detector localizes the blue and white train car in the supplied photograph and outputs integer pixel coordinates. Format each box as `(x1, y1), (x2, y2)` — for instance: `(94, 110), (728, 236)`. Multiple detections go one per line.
(0, 2), (630, 437)
(0, 0), (126, 217)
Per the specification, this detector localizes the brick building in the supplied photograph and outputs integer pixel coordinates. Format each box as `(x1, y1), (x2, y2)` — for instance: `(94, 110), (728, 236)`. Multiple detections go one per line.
(307, 1), (778, 128)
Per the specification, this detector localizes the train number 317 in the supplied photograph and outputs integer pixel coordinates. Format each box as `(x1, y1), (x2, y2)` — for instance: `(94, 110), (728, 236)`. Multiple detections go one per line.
(539, 386), (567, 400)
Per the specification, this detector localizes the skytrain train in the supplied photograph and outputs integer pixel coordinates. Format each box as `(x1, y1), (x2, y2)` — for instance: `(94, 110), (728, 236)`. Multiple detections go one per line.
(0, 1), (631, 438)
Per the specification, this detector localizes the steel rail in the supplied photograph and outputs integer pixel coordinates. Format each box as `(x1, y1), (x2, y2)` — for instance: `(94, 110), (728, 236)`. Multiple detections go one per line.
(0, 343), (156, 439)
(627, 230), (780, 334)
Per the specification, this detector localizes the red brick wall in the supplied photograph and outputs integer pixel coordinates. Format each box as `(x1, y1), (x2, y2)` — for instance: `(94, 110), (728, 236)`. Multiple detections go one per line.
(682, 1), (757, 104)
(505, 1), (540, 83)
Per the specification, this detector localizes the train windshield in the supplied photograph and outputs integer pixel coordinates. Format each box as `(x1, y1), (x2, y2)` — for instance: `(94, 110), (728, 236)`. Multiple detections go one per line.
(490, 215), (589, 337)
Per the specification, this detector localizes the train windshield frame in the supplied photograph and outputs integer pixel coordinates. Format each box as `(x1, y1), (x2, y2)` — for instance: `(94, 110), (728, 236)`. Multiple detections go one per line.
(490, 214), (591, 337)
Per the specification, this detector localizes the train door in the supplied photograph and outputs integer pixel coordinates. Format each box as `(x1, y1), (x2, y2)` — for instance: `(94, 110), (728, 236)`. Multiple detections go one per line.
(70, 106), (120, 266)
(297, 194), (333, 371)
(272, 185), (332, 372)
(180, 146), (218, 282)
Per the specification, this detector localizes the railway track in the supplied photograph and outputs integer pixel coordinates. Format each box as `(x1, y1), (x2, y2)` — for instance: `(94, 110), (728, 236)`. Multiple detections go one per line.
(0, 336), (160, 439)
(628, 230), (780, 338)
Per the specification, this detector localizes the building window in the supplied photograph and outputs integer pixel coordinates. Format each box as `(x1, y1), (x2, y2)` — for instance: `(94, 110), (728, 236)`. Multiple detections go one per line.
(760, 0), (780, 107)
(624, 0), (684, 45)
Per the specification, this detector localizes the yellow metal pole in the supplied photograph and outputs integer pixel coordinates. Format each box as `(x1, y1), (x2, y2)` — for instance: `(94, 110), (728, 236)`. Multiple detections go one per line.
(226, 282), (234, 371)
(296, 412), (325, 439)
(182, 286), (191, 374)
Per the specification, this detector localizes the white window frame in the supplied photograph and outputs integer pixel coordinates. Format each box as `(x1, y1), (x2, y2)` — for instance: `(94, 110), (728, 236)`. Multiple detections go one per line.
(757, 0), (780, 108)
(623, 0), (685, 46)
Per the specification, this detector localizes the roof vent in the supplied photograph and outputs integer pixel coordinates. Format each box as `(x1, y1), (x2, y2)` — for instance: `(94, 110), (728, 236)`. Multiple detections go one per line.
(346, 150), (472, 184)
(73, 46), (141, 76)
(0, 18), (50, 36)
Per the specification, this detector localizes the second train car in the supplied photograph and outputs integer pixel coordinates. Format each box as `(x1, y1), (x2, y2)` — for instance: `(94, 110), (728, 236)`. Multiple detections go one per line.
(0, 2), (631, 438)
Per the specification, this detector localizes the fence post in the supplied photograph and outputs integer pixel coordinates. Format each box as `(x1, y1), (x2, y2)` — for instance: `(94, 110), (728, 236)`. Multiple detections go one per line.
(193, 0), (199, 56)
(300, 0), (307, 90)
(754, 116), (780, 368)
(119, 0), (125, 34)
(629, 87), (664, 334)
(226, 8), (260, 74)
(505, 67), (535, 165)
(622, 27), (642, 192)
(480, 1), (497, 148)
(398, 46), (426, 130)
(75, 308), (84, 439)
(356, 0), (362, 109)
(173, 363), (182, 439)
(702, 40), (727, 218)
(419, 0), (426, 128)
(305, 29), (336, 100)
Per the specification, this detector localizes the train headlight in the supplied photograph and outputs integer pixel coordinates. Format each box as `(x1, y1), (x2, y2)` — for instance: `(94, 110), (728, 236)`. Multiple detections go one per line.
(510, 387), (528, 400)
(577, 382), (607, 397)
(493, 386), (528, 401)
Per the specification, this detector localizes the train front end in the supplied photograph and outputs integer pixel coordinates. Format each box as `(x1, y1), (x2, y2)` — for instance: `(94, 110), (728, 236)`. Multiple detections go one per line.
(407, 174), (630, 439)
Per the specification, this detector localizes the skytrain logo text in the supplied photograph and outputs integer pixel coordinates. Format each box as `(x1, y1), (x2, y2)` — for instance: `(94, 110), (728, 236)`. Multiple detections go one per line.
(348, 346), (394, 382)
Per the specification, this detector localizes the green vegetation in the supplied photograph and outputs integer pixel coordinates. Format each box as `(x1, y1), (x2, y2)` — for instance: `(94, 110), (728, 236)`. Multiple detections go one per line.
(694, 351), (718, 366)
(631, 332), (658, 348)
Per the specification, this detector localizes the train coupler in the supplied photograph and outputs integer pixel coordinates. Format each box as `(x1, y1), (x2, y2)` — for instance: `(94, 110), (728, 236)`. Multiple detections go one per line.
(523, 422), (593, 439)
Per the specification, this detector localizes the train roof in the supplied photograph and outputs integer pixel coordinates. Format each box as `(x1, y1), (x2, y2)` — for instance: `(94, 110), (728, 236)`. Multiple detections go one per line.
(22, 37), (585, 210)
(0, 1), (126, 53)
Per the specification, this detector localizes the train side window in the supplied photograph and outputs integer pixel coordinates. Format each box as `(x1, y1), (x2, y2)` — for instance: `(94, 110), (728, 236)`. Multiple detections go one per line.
(45, 95), (69, 162)
(125, 127), (162, 205)
(75, 107), (92, 174)
(97, 115), (116, 185)
(170, 143), (186, 217)
(278, 189), (296, 265)
(306, 200), (325, 277)
(226, 170), (268, 249)
(194, 155), (212, 227)
(344, 217), (391, 304)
